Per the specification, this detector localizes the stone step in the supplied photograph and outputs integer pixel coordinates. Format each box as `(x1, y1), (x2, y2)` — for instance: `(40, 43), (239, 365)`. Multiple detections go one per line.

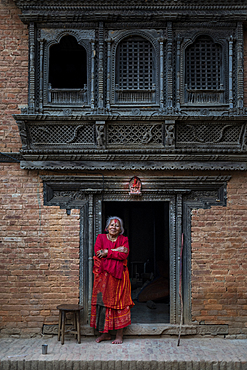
(0, 337), (247, 370)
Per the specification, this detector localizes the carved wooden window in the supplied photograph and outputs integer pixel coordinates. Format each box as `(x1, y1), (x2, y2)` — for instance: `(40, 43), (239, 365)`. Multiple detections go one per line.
(48, 35), (87, 105)
(185, 36), (224, 105)
(115, 36), (155, 104)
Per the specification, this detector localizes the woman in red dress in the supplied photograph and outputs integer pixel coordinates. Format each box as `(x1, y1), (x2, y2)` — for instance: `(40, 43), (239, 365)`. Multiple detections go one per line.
(90, 216), (134, 344)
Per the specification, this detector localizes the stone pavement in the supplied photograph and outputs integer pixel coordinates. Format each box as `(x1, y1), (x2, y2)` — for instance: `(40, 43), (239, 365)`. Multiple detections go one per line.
(0, 336), (247, 369)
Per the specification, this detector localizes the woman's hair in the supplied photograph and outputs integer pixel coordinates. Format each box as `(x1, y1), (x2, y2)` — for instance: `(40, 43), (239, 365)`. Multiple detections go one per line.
(105, 216), (124, 235)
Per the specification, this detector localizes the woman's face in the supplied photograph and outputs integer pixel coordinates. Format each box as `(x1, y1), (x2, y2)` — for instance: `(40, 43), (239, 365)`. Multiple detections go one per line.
(108, 219), (121, 237)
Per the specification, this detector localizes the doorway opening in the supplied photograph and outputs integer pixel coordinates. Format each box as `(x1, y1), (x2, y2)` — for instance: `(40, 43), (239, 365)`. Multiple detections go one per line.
(103, 201), (170, 323)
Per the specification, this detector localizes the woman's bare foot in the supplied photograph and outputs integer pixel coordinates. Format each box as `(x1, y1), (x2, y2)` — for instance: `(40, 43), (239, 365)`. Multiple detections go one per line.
(96, 333), (111, 343)
(112, 329), (123, 344)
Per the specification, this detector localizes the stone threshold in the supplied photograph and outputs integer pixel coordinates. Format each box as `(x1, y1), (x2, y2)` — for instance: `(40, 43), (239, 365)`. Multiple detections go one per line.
(43, 323), (229, 337)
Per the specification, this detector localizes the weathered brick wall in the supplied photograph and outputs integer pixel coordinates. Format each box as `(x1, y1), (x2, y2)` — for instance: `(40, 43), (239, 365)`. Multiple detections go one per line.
(0, 164), (80, 336)
(0, 0), (28, 152)
(0, 0), (81, 338)
(191, 172), (247, 337)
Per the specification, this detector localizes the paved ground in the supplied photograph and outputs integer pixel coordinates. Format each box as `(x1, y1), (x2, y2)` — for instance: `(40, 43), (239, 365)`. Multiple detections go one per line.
(0, 336), (247, 369)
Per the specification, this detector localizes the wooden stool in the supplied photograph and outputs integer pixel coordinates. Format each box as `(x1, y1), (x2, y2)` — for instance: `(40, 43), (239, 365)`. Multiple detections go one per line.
(57, 304), (83, 345)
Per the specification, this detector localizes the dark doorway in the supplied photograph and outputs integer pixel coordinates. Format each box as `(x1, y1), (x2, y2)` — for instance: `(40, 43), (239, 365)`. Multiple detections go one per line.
(103, 201), (170, 323)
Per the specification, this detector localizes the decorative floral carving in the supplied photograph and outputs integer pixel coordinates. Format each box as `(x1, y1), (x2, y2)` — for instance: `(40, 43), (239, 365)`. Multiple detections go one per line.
(40, 29), (95, 43)
(63, 108), (72, 116)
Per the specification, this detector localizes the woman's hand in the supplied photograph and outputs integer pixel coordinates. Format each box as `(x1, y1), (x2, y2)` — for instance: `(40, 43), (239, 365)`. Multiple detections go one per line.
(96, 249), (108, 258)
(112, 246), (128, 254)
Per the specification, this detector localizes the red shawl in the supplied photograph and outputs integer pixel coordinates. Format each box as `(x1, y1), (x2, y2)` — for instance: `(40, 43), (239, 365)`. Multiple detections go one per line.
(94, 234), (129, 279)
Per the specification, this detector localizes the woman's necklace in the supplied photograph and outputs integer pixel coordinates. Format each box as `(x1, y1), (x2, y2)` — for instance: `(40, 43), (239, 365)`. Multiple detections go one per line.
(107, 234), (118, 242)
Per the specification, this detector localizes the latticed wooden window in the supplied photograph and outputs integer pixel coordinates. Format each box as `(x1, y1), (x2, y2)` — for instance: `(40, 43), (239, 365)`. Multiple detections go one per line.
(185, 36), (224, 104)
(116, 36), (155, 103)
(185, 36), (222, 90)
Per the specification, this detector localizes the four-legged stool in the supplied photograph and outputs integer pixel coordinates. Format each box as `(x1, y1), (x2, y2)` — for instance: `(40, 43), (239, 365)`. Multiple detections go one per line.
(57, 304), (83, 345)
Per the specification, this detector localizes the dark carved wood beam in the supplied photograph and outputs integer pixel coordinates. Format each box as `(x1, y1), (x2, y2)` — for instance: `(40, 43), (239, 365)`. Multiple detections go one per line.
(13, 0), (247, 7)
(13, 0), (247, 23)
(20, 160), (247, 171)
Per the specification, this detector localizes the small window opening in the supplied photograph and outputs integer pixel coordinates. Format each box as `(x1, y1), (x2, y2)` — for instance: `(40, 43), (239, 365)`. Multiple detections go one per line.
(49, 35), (87, 89)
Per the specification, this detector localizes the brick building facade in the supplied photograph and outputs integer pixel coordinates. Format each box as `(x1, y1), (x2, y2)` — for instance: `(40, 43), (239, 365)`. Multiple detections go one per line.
(0, 0), (247, 338)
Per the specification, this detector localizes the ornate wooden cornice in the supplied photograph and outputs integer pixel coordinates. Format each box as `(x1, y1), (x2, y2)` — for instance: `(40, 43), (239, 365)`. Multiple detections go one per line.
(14, 0), (247, 23)
(13, 113), (247, 122)
(13, 0), (247, 7)
(20, 159), (247, 171)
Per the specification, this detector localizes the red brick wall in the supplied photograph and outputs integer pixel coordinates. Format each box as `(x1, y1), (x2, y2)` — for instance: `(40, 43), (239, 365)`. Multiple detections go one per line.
(191, 172), (247, 337)
(0, 0), (28, 152)
(0, 0), (81, 337)
(0, 164), (80, 336)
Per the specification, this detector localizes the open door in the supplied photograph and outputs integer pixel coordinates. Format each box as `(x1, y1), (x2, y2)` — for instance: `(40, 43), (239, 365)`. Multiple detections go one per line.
(103, 201), (170, 323)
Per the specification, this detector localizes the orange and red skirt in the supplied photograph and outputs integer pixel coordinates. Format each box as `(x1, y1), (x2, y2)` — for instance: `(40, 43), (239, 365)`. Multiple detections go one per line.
(90, 256), (134, 333)
(90, 305), (131, 333)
